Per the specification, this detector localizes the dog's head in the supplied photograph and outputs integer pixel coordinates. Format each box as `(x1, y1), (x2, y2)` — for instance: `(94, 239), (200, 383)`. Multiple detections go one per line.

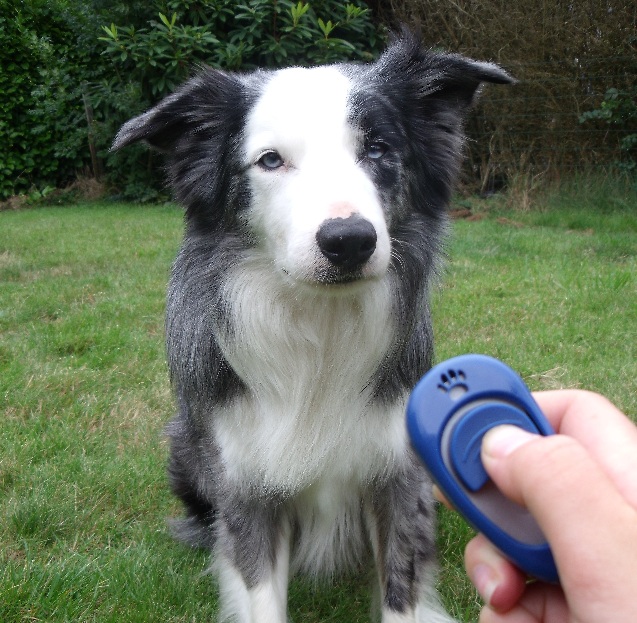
(114, 32), (513, 287)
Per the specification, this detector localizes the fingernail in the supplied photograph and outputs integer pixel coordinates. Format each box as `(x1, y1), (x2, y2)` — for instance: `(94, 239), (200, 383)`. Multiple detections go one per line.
(482, 425), (537, 459)
(469, 563), (499, 605)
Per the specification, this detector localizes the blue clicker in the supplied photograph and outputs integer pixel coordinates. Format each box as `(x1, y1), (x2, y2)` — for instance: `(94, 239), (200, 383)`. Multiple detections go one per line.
(406, 354), (559, 583)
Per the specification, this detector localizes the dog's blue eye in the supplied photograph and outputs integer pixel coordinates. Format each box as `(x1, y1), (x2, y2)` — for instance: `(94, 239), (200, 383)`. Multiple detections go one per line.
(366, 142), (388, 160)
(257, 151), (284, 170)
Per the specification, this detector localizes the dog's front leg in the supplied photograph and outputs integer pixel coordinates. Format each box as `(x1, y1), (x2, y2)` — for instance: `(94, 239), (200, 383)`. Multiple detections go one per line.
(215, 499), (291, 623)
(368, 463), (453, 623)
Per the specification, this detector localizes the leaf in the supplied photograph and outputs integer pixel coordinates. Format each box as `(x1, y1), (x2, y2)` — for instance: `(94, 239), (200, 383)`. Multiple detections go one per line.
(158, 13), (172, 28)
(101, 24), (117, 40)
(317, 18), (337, 38)
(290, 2), (310, 27)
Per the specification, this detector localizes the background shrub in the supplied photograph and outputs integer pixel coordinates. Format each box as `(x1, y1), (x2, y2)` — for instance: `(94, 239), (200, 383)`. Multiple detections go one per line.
(0, 4), (73, 198)
(4, 0), (633, 203)
(580, 87), (637, 174)
(0, 0), (384, 203)
(98, 0), (384, 200)
(0, 0), (113, 200)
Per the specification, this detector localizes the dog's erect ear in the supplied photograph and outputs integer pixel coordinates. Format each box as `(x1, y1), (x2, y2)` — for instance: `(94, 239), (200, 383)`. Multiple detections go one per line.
(111, 69), (244, 153)
(425, 54), (515, 108)
(379, 30), (515, 109)
(366, 31), (515, 218)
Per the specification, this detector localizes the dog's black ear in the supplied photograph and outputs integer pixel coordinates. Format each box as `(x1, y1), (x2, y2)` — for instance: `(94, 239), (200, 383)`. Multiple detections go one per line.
(380, 30), (515, 109)
(111, 69), (244, 153)
(368, 31), (515, 218)
(425, 54), (515, 108)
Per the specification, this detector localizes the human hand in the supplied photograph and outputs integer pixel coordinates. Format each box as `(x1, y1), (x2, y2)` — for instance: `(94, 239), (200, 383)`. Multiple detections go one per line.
(463, 390), (637, 623)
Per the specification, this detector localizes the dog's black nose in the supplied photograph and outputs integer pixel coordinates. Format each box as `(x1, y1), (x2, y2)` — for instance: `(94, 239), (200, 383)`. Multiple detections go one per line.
(316, 215), (377, 269)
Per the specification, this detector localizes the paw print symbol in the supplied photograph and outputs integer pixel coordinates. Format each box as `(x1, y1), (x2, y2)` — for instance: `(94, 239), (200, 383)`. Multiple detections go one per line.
(437, 369), (468, 400)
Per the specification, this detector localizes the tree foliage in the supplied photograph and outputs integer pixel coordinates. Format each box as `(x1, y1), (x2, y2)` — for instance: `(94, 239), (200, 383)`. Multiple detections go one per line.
(6, 0), (632, 202)
(0, 2), (83, 198)
(99, 1), (381, 101)
(1, 0), (384, 202)
(0, 0), (113, 200)
(580, 88), (637, 172)
(98, 0), (383, 200)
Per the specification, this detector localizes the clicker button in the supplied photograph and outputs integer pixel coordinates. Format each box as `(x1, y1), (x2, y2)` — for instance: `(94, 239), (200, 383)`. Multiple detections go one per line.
(449, 403), (540, 492)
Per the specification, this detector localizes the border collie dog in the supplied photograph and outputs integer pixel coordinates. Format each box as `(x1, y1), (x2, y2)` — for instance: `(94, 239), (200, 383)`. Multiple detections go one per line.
(114, 32), (512, 623)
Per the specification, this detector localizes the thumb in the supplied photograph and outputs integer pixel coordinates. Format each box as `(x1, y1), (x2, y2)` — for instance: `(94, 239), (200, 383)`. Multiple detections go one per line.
(481, 425), (637, 591)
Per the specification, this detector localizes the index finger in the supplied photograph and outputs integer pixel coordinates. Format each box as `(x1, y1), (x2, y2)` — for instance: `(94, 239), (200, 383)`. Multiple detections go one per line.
(532, 390), (637, 508)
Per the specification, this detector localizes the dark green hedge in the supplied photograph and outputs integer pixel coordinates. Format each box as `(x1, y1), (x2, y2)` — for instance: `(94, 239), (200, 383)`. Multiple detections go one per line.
(1, 0), (384, 202)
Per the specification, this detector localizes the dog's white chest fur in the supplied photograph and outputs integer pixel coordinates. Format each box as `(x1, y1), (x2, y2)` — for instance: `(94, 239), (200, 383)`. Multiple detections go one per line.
(213, 260), (408, 494)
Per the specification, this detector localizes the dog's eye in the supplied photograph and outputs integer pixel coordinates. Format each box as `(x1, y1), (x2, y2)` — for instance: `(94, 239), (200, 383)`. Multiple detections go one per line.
(366, 142), (388, 160)
(256, 150), (284, 170)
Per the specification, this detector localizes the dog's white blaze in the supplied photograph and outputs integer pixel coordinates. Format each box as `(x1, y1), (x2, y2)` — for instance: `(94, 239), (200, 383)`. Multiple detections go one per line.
(244, 66), (391, 283)
(212, 63), (456, 623)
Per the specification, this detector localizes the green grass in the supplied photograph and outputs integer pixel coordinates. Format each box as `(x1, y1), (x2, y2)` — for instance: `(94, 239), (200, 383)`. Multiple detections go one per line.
(433, 181), (637, 619)
(1, 187), (635, 622)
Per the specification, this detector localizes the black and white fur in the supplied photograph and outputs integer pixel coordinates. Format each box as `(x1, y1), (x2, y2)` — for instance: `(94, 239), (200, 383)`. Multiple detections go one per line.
(114, 32), (512, 623)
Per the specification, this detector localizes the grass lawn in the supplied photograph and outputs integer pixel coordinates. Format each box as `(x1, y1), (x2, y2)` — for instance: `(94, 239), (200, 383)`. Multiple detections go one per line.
(1, 183), (635, 622)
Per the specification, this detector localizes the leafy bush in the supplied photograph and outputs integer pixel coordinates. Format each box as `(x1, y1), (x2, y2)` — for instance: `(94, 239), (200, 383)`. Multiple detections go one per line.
(100, 1), (382, 100)
(0, 1), (108, 200)
(1, 0), (383, 203)
(97, 0), (384, 200)
(87, 79), (166, 202)
(0, 10), (60, 199)
(580, 88), (637, 173)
